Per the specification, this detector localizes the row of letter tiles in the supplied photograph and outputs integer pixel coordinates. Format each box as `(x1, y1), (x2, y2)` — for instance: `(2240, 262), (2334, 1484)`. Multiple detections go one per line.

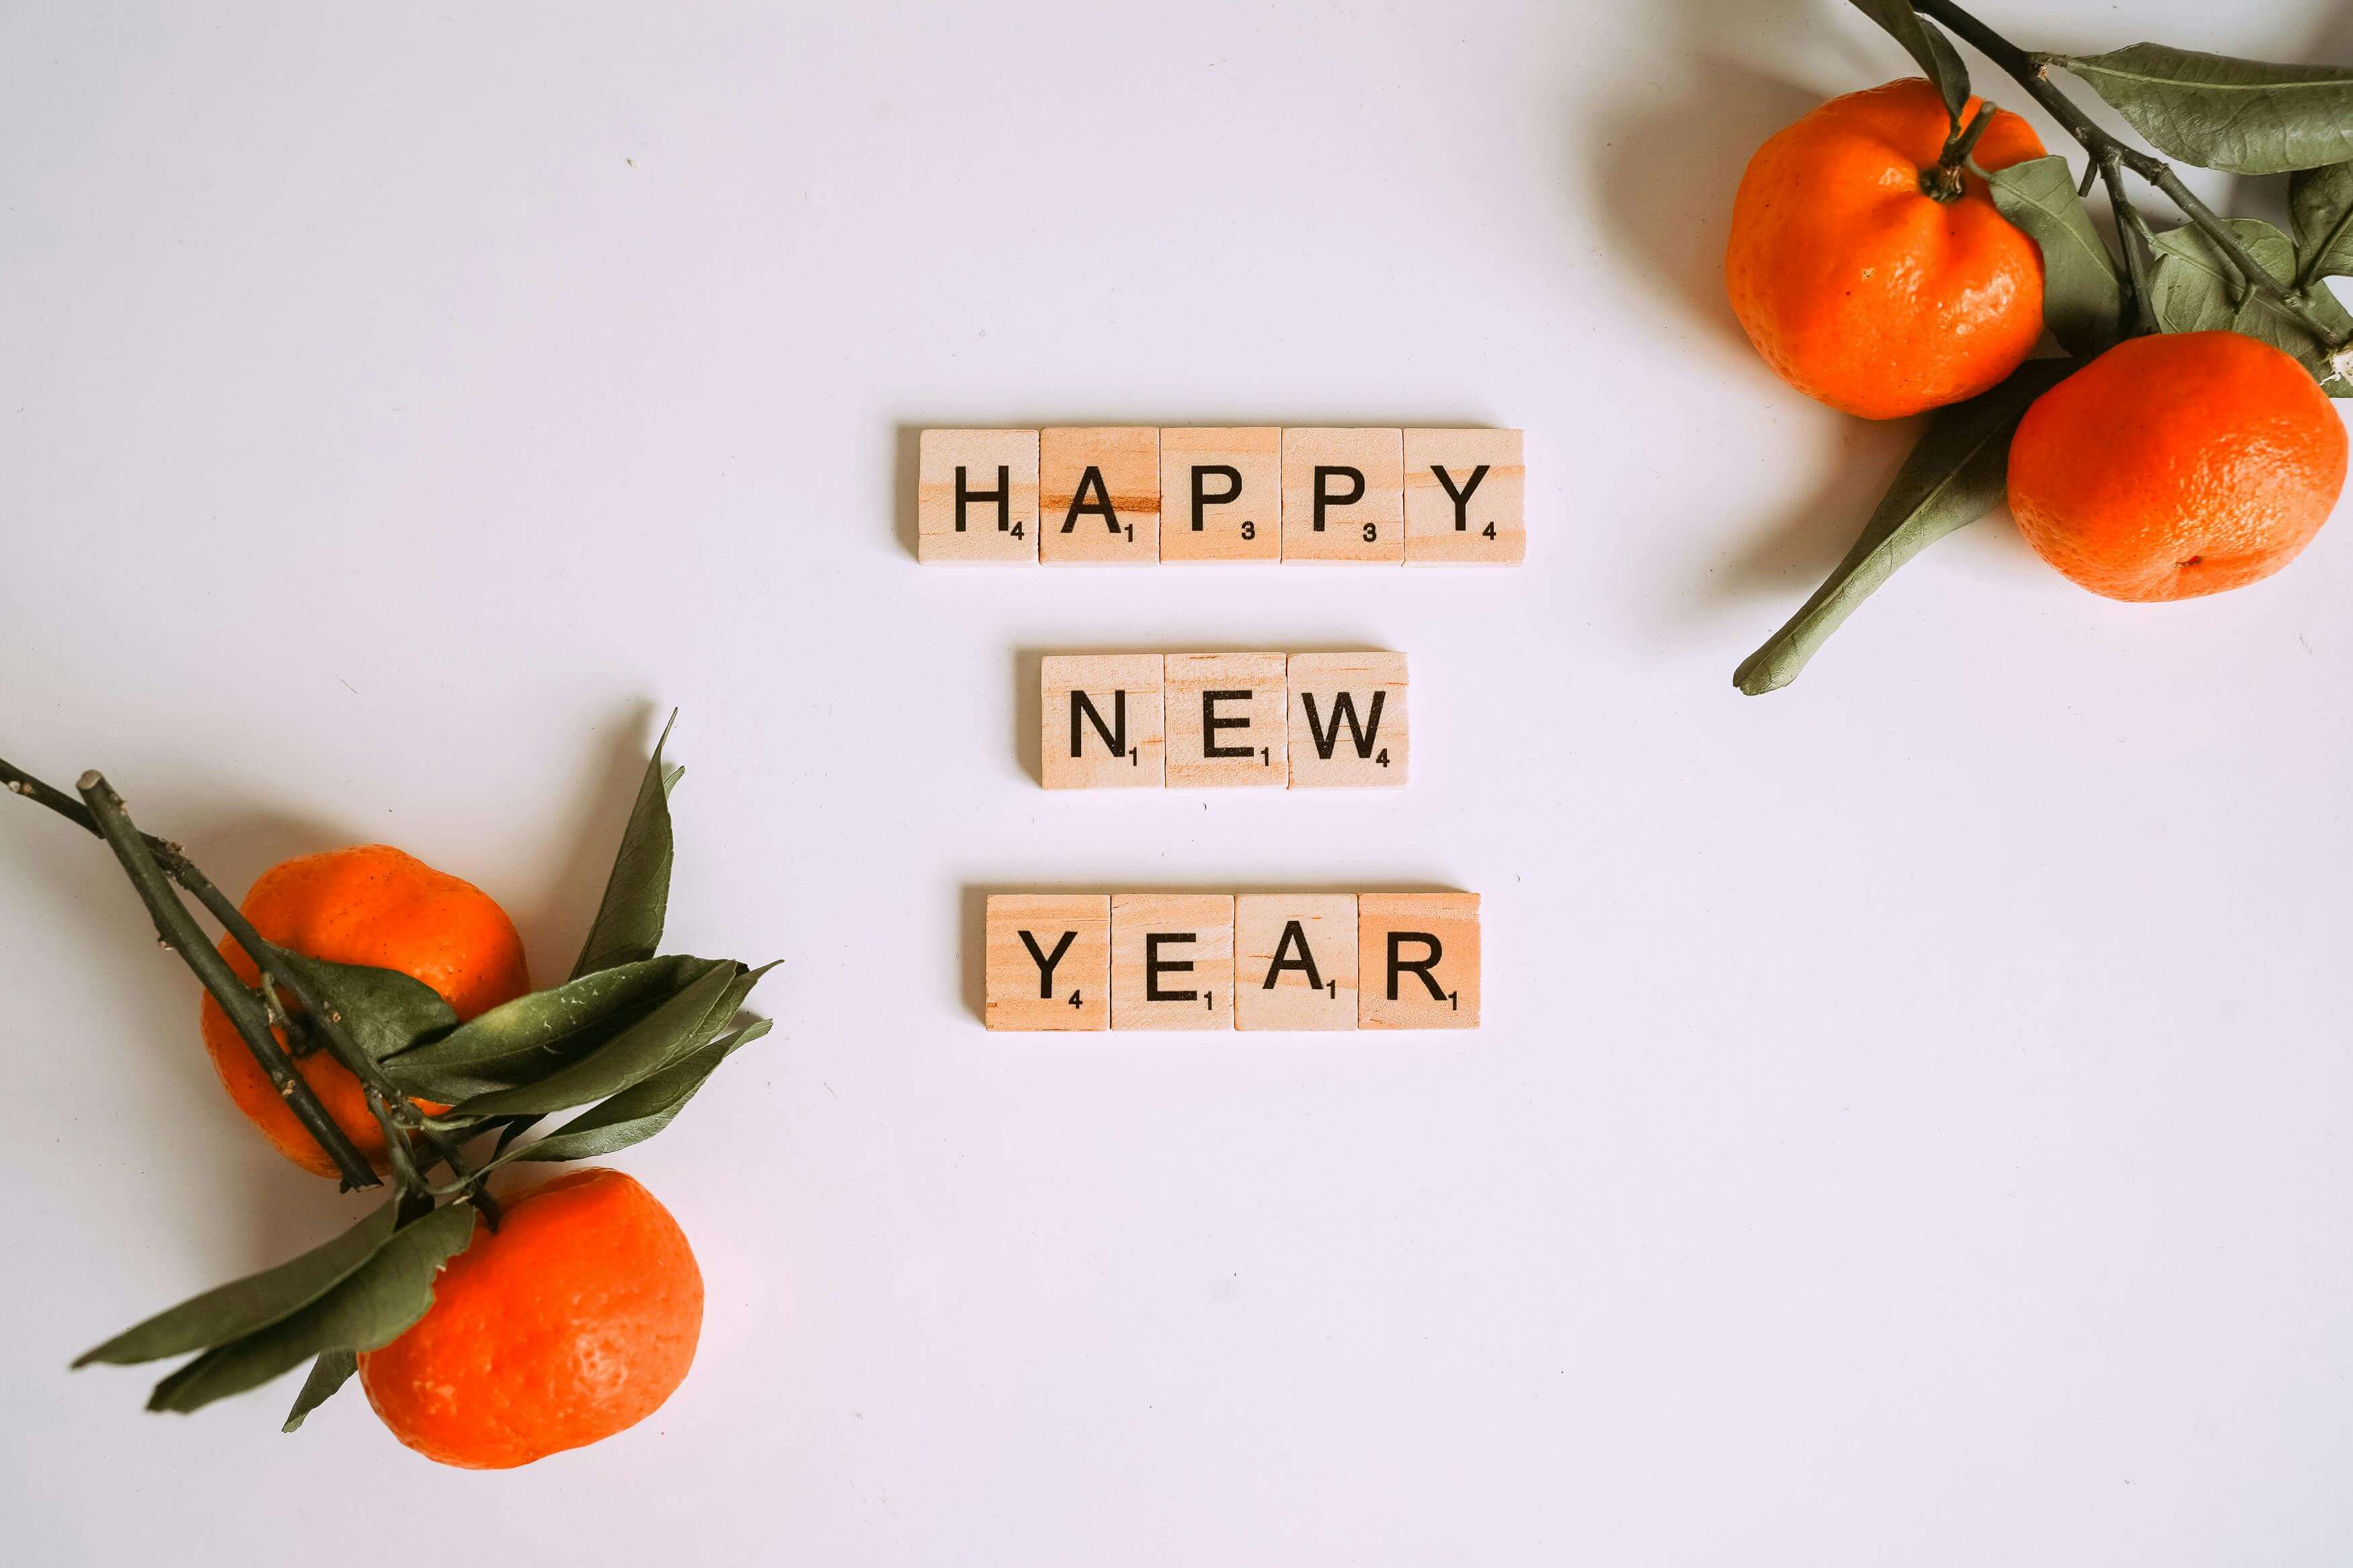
(984, 893), (1480, 1031)
(1042, 651), (1406, 788)
(917, 427), (1523, 565)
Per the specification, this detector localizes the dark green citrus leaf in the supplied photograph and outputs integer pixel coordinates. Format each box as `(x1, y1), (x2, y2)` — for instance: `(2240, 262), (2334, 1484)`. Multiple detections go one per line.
(446, 960), (772, 1119)
(1734, 358), (2077, 695)
(571, 712), (680, 979)
(76, 1200), (399, 1367)
(1847, 1), (1970, 126)
(281, 1348), (356, 1432)
(2147, 218), (2353, 390)
(1988, 156), (2124, 357)
(506, 1018), (772, 1165)
(2145, 220), (2276, 338)
(489, 1114), (543, 1156)
(380, 954), (728, 1101)
(2288, 161), (2353, 283)
(2057, 44), (2353, 174)
(146, 1203), (477, 1415)
(263, 947), (456, 1062)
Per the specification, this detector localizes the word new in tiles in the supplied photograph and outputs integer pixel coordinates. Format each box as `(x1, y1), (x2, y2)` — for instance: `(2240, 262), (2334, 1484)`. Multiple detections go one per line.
(917, 427), (1523, 565)
(984, 893), (1480, 1031)
(1043, 651), (1406, 788)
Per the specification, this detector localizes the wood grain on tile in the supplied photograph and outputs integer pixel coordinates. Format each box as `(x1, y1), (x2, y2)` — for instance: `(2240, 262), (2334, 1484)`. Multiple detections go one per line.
(1040, 654), (1165, 789)
(1111, 893), (1234, 1030)
(1234, 893), (1357, 1031)
(1357, 893), (1479, 1029)
(1164, 651), (1286, 788)
(1159, 427), (1282, 563)
(1281, 428), (1404, 563)
(917, 429), (1039, 563)
(985, 894), (1110, 1030)
(1286, 651), (1408, 787)
(1404, 428), (1525, 565)
(1041, 427), (1160, 565)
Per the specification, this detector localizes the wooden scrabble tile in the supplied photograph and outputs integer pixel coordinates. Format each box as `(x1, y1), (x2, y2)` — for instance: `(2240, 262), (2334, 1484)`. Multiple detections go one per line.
(917, 429), (1040, 563)
(985, 894), (1110, 1030)
(1357, 893), (1479, 1030)
(1111, 893), (1235, 1030)
(1234, 894), (1358, 1032)
(1281, 428), (1404, 563)
(1285, 651), (1408, 787)
(1164, 652), (1286, 788)
(1040, 655), (1164, 788)
(1404, 429), (1525, 565)
(1159, 427), (1282, 563)
(1041, 427), (1160, 564)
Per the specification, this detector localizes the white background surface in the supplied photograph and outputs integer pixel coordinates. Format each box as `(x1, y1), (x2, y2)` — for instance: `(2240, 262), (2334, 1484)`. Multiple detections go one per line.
(5, 1), (2351, 1562)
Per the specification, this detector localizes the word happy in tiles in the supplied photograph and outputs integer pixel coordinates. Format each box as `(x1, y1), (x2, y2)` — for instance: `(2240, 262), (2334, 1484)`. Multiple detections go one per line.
(916, 427), (1523, 564)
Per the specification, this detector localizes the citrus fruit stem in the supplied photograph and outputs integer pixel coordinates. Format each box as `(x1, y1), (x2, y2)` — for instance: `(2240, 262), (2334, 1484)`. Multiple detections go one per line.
(2091, 150), (2161, 335)
(1923, 101), (1998, 202)
(188, 873), (503, 1223)
(62, 770), (383, 1188)
(1913, 0), (2352, 352)
(5, 751), (503, 1212)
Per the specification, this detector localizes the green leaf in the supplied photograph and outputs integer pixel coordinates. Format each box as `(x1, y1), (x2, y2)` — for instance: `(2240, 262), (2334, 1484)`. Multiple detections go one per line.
(1733, 358), (2077, 696)
(75, 1200), (400, 1367)
(571, 712), (680, 979)
(489, 1114), (543, 1156)
(281, 1348), (356, 1432)
(379, 954), (729, 1101)
(2288, 161), (2353, 284)
(264, 948), (456, 1063)
(1847, 2), (1970, 126)
(146, 1203), (477, 1415)
(506, 1018), (772, 1165)
(2057, 44), (2353, 175)
(446, 960), (772, 1120)
(1988, 156), (2125, 358)
(2146, 218), (2353, 390)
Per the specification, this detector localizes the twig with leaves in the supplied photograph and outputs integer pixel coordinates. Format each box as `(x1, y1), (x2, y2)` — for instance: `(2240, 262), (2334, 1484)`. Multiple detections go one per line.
(5, 716), (774, 1430)
(15, 766), (385, 1189)
(1737, 1), (2353, 693)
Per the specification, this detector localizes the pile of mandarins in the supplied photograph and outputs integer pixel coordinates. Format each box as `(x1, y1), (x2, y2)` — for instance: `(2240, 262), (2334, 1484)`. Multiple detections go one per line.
(1726, 3), (2353, 691)
(202, 845), (710, 1469)
(15, 718), (769, 1469)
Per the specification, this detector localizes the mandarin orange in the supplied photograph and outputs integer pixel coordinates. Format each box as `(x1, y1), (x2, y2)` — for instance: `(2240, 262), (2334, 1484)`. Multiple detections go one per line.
(358, 1169), (704, 1469)
(1726, 78), (2046, 419)
(2007, 331), (2347, 601)
(197, 844), (529, 1176)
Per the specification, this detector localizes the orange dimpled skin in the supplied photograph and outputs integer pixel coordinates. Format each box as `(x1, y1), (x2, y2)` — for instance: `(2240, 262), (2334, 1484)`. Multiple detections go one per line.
(1726, 79), (2048, 419)
(196, 845), (530, 1175)
(2008, 331), (2348, 602)
(358, 1169), (704, 1469)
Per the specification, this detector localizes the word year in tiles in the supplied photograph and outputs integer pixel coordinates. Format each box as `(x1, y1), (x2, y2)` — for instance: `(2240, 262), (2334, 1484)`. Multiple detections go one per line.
(917, 427), (1523, 565)
(982, 891), (1480, 1032)
(1039, 652), (1408, 790)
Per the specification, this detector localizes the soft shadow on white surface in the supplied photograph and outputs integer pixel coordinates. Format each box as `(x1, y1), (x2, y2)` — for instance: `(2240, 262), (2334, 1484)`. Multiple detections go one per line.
(13, 796), (385, 1292)
(1587, 52), (1817, 346)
